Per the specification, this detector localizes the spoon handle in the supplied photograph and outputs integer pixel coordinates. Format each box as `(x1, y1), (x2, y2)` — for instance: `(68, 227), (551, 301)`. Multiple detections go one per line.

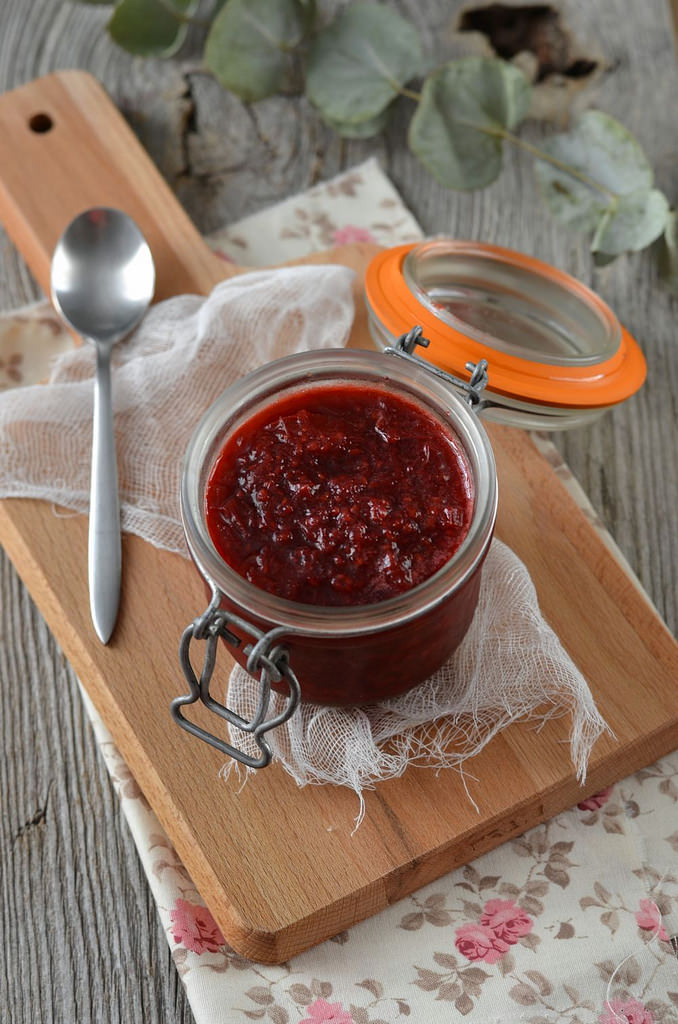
(89, 345), (121, 644)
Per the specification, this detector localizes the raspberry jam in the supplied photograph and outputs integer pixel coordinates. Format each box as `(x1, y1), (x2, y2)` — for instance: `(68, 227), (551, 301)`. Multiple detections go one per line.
(205, 384), (474, 607)
(181, 348), (497, 706)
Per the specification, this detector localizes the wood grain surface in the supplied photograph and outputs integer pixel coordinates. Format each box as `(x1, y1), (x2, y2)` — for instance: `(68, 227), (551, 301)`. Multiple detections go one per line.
(1, 0), (677, 1020)
(1, 68), (677, 966)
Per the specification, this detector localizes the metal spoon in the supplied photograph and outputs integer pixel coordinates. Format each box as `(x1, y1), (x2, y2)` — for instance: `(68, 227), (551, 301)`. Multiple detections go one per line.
(51, 208), (155, 643)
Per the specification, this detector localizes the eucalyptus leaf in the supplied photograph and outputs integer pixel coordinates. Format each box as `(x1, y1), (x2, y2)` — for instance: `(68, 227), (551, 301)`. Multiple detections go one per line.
(324, 108), (390, 139)
(534, 111), (657, 233)
(408, 57), (531, 190)
(591, 251), (618, 268)
(108, 0), (195, 56)
(205, 0), (307, 102)
(306, 2), (423, 125)
(659, 209), (678, 294)
(297, 0), (316, 28)
(591, 188), (669, 260)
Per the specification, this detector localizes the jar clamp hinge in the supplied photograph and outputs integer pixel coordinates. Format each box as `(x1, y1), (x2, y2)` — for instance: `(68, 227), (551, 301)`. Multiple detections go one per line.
(172, 584), (301, 768)
(386, 326), (490, 410)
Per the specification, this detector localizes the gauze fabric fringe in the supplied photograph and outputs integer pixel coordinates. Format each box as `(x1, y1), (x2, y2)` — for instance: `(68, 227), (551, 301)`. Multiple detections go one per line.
(0, 262), (608, 826)
(223, 539), (610, 827)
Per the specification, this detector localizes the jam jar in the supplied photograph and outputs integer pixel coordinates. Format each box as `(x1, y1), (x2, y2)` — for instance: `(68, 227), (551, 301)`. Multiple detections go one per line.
(172, 341), (497, 767)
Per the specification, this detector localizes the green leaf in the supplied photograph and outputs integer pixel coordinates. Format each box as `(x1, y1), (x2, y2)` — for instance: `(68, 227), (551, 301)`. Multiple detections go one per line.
(591, 251), (618, 268)
(659, 209), (678, 294)
(108, 0), (196, 56)
(408, 57), (531, 190)
(535, 110), (658, 233)
(297, 0), (316, 24)
(592, 188), (669, 261)
(306, 2), (423, 125)
(205, 0), (307, 102)
(323, 108), (390, 139)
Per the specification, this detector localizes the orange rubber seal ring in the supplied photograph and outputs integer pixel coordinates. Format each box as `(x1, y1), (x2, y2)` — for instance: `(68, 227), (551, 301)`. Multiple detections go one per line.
(364, 242), (646, 410)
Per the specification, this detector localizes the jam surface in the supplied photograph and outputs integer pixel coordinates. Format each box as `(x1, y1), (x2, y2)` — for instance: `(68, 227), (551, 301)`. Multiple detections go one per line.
(205, 384), (474, 606)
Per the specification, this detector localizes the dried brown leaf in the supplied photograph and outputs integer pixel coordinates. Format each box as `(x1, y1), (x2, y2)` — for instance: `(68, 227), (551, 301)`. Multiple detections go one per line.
(433, 952), (459, 969)
(543, 863), (570, 888)
(246, 987), (274, 1006)
(509, 983), (538, 1006)
(601, 909), (620, 934)
(357, 979), (383, 999)
(525, 971), (553, 996)
(268, 1006), (289, 1024)
(413, 968), (445, 992)
(400, 912), (424, 931)
(437, 981), (462, 1001)
(288, 983), (313, 1005)
(455, 992), (474, 1015)
(425, 909), (453, 927)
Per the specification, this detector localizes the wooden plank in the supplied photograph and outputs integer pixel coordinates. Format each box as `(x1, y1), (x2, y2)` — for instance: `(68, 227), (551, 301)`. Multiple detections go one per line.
(0, 70), (228, 302)
(1, 416), (677, 962)
(669, 0), (678, 45)
(0, 68), (677, 964)
(2, 7), (678, 1014)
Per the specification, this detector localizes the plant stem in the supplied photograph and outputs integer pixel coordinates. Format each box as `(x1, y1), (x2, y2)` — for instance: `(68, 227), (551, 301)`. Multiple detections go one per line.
(451, 118), (618, 202)
(154, 0), (211, 28)
(496, 128), (617, 201)
(397, 83), (617, 202)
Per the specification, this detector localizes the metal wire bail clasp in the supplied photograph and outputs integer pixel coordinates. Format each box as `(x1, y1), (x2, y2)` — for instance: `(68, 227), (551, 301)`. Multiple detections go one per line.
(385, 326), (490, 410)
(171, 585), (301, 768)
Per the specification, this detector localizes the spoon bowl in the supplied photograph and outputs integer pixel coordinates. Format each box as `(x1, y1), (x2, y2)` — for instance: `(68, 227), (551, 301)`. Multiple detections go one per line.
(51, 207), (155, 642)
(51, 206), (155, 346)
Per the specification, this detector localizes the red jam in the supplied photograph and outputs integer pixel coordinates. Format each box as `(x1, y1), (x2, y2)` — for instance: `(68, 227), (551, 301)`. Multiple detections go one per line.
(205, 384), (474, 607)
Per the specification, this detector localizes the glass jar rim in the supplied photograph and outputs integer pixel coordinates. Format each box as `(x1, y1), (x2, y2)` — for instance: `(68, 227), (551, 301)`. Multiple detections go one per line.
(364, 241), (647, 419)
(402, 238), (622, 367)
(180, 348), (497, 637)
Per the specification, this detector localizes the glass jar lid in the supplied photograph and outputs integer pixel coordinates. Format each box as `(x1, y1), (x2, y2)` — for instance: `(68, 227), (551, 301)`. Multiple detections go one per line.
(364, 239), (646, 429)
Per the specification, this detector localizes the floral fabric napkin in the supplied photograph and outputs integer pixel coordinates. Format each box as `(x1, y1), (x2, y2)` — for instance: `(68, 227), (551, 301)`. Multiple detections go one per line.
(2, 157), (677, 1024)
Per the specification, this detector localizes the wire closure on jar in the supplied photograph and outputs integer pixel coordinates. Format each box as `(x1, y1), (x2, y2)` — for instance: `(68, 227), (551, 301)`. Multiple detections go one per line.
(171, 585), (302, 768)
(386, 326), (490, 410)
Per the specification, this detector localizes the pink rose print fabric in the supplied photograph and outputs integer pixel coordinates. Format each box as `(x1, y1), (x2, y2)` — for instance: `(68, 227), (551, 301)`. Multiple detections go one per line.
(480, 899), (533, 944)
(634, 899), (669, 941)
(299, 999), (354, 1024)
(331, 225), (377, 245)
(455, 899), (533, 964)
(31, 158), (678, 1024)
(599, 997), (654, 1024)
(578, 787), (614, 811)
(454, 921), (507, 964)
(169, 899), (225, 955)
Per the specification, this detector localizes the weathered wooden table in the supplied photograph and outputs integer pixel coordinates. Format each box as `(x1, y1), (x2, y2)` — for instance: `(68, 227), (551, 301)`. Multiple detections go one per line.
(1, 1), (676, 1020)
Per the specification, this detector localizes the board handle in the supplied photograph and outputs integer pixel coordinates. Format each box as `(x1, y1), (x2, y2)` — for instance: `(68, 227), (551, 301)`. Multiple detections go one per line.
(0, 70), (230, 302)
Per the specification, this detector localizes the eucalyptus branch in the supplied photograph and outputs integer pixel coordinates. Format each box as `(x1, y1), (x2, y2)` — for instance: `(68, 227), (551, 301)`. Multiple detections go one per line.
(153, 0), (211, 28)
(497, 129), (618, 202)
(94, 0), (673, 285)
(440, 117), (618, 202)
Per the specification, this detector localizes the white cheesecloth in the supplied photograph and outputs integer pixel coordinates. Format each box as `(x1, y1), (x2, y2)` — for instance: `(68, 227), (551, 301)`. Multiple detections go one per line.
(0, 263), (607, 812)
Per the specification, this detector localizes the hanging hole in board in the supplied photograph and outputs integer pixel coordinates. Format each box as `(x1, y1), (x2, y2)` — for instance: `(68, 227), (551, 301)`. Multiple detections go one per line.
(29, 112), (53, 133)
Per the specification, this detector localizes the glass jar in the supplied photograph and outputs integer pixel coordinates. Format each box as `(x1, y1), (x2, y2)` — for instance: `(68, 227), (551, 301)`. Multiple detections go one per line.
(365, 239), (646, 430)
(172, 345), (497, 767)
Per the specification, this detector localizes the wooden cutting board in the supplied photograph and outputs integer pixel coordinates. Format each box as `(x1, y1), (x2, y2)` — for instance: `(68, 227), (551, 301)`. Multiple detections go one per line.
(1, 71), (677, 964)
